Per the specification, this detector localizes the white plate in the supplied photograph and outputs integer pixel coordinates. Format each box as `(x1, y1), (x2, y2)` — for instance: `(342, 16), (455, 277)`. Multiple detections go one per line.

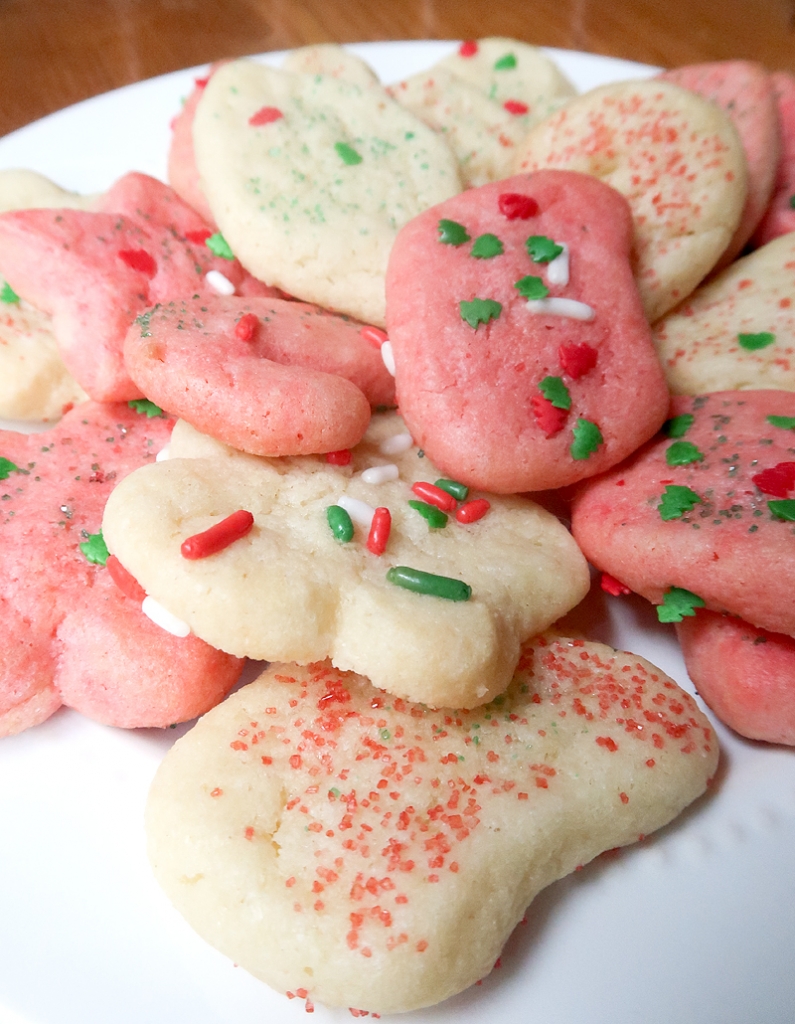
(1, 40), (795, 1024)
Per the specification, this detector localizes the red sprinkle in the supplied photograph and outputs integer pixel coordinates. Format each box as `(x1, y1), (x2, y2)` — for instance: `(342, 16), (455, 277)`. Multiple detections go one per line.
(366, 507), (392, 555)
(531, 394), (568, 437)
(185, 228), (213, 245)
(498, 193), (539, 220)
(411, 481), (457, 512)
(181, 509), (254, 559)
(360, 325), (388, 349)
(326, 449), (352, 466)
(751, 461), (795, 497)
(596, 736), (618, 752)
(235, 312), (259, 342)
(459, 40), (478, 57)
(106, 554), (146, 602)
(117, 248), (157, 277)
(194, 76), (209, 88)
(559, 342), (598, 379)
(600, 573), (631, 597)
(503, 99), (529, 115)
(249, 106), (284, 126)
(455, 498), (490, 524)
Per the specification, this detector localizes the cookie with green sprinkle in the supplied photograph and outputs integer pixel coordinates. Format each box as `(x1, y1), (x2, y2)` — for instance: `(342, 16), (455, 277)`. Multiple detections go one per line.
(102, 411), (589, 710)
(192, 59), (462, 328)
(572, 390), (795, 640)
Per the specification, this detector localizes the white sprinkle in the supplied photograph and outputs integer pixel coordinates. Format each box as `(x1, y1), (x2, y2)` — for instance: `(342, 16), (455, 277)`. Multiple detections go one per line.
(142, 596), (191, 638)
(379, 432), (413, 456)
(361, 463), (399, 485)
(526, 297), (594, 321)
(337, 494), (375, 528)
(205, 269), (236, 296)
(546, 244), (569, 286)
(380, 340), (396, 376)
(155, 444), (171, 462)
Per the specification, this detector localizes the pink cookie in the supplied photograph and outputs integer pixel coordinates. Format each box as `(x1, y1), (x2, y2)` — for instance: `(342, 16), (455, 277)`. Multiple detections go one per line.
(124, 297), (396, 456)
(168, 70), (220, 226)
(752, 72), (795, 247)
(385, 169), (669, 493)
(0, 173), (278, 402)
(660, 61), (779, 268)
(677, 609), (795, 745)
(571, 391), (795, 637)
(0, 401), (242, 737)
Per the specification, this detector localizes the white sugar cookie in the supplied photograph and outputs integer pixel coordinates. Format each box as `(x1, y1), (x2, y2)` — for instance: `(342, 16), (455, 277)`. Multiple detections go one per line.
(653, 233), (795, 393)
(0, 169), (95, 215)
(514, 79), (747, 322)
(281, 44), (380, 88)
(146, 641), (718, 1013)
(102, 413), (589, 709)
(192, 60), (462, 326)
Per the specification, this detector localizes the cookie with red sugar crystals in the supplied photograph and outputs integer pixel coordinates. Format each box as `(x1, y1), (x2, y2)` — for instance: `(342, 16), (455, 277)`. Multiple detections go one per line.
(513, 78), (747, 322)
(146, 639), (717, 1013)
(659, 61), (779, 269)
(653, 232), (795, 394)
(677, 609), (795, 745)
(0, 173), (278, 402)
(168, 67), (223, 226)
(102, 412), (589, 709)
(124, 297), (395, 456)
(385, 169), (669, 493)
(571, 391), (795, 638)
(0, 402), (241, 737)
(752, 72), (795, 248)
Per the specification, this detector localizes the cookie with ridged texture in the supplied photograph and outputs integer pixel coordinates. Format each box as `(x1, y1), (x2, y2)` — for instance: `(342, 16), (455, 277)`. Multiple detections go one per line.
(192, 59), (463, 327)
(653, 233), (795, 394)
(571, 391), (795, 638)
(145, 640), (718, 1013)
(385, 169), (669, 493)
(102, 412), (590, 709)
(513, 78), (747, 322)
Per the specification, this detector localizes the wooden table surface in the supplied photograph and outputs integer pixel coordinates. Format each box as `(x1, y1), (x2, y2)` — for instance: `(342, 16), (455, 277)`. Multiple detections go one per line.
(1, 0), (795, 139)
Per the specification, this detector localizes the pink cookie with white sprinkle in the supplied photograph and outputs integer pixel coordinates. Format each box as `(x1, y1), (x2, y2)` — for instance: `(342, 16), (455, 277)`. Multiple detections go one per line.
(386, 169), (669, 493)
(0, 401), (242, 737)
(677, 609), (795, 745)
(124, 296), (395, 456)
(0, 173), (278, 402)
(571, 390), (795, 638)
(752, 72), (795, 247)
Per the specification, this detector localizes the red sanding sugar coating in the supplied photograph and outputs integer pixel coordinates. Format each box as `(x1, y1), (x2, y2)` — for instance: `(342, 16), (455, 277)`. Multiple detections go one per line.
(0, 402), (241, 737)
(124, 296), (395, 457)
(753, 72), (795, 247)
(571, 390), (795, 638)
(677, 609), (795, 745)
(385, 169), (669, 493)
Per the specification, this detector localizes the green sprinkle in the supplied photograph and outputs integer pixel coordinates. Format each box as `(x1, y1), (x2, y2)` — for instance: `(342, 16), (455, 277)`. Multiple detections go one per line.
(386, 566), (471, 601)
(738, 331), (775, 350)
(0, 457), (20, 481)
(326, 505), (354, 542)
(80, 530), (109, 566)
(335, 141), (363, 165)
(768, 499), (795, 521)
(459, 297), (502, 329)
(379, 728), (391, 741)
(494, 52), (517, 70)
(658, 484), (702, 520)
(663, 413), (695, 438)
(438, 219), (470, 245)
(665, 440), (705, 466)
(789, 194), (795, 209)
(538, 376), (571, 410)
(525, 235), (564, 263)
(0, 281), (20, 304)
(657, 587), (705, 623)
(767, 415), (795, 430)
(434, 478), (468, 501)
(570, 419), (603, 460)
(127, 398), (166, 418)
(470, 233), (504, 258)
(206, 233), (235, 260)
(408, 499), (448, 528)
(514, 275), (549, 300)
